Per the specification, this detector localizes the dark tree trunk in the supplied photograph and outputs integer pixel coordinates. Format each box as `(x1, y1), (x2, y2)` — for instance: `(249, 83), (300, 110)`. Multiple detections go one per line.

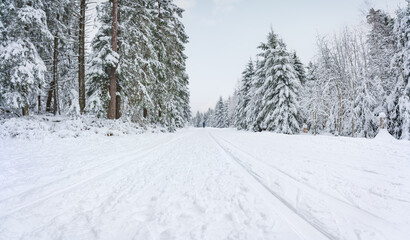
(78, 0), (86, 114)
(46, 87), (53, 112)
(108, 0), (118, 119)
(22, 86), (29, 116)
(53, 34), (60, 115)
(115, 95), (121, 119)
(143, 108), (148, 118)
(38, 85), (41, 113)
(22, 104), (29, 116)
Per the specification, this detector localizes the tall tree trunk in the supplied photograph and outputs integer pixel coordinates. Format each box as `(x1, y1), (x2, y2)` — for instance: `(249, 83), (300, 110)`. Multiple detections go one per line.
(143, 108), (148, 118)
(108, 0), (118, 119)
(53, 34), (60, 115)
(115, 95), (121, 119)
(38, 85), (41, 113)
(46, 86), (53, 112)
(78, 0), (86, 114)
(22, 105), (29, 116)
(22, 86), (29, 116)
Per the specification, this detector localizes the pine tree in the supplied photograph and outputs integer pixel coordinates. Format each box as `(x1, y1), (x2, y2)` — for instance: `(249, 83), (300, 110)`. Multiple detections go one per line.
(87, 0), (190, 129)
(235, 59), (254, 130)
(0, 0), (52, 116)
(213, 97), (228, 128)
(254, 30), (280, 131)
(248, 32), (279, 132)
(262, 39), (301, 133)
(205, 108), (214, 127)
(366, 8), (395, 102)
(389, 6), (410, 140)
(292, 52), (306, 85)
(150, 0), (190, 130)
(107, 0), (118, 119)
(42, 0), (74, 115)
(87, 1), (118, 118)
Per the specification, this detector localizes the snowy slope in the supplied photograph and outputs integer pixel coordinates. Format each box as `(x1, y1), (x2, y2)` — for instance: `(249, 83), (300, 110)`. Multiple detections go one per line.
(0, 128), (409, 239)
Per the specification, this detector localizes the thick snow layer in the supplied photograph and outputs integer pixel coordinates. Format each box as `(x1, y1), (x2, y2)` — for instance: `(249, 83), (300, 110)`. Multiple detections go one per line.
(0, 128), (409, 239)
(0, 115), (159, 139)
(374, 129), (398, 142)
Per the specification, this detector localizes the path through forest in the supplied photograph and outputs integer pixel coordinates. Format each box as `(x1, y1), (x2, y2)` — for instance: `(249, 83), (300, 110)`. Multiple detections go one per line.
(0, 128), (409, 240)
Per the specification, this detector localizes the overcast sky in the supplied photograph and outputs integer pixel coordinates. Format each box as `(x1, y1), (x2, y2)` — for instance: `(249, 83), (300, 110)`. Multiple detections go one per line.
(173, 0), (406, 113)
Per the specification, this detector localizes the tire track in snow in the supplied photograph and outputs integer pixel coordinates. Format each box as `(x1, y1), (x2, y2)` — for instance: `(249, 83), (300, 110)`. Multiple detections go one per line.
(208, 132), (332, 240)
(0, 132), (190, 218)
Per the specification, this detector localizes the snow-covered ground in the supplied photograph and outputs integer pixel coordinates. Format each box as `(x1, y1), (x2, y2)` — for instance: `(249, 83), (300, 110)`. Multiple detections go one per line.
(0, 128), (409, 240)
(0, 115), (148, 139)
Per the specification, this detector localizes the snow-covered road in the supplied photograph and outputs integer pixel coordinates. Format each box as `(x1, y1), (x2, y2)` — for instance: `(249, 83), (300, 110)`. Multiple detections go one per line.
(1, 128), (409, 240)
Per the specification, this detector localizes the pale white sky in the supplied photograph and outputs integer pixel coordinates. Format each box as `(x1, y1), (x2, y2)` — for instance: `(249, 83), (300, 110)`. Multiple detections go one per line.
(174, 0), (406, 113)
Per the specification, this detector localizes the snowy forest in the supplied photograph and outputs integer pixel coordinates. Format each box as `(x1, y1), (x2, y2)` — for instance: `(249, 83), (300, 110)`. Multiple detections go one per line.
(0, 0), (191, 131)
(193, 5), (410, 140)
(1, 1), (410, 239)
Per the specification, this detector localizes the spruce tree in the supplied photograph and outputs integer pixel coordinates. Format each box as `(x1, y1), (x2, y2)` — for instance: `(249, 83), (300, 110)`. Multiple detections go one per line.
(262, 39), (301, 133)
(87, 1), (118, 117)
(389, 6), (410, 140)
(235, 59), (254, 130)
(366, 8), (395, 102)
(0, 0), (51, 116)
(292, 52), (306, 85)
(248, 34), (278, 132)
(214, 97), (228, 128)
(87, 0), (190, 129)
(254, 30), (280, 130)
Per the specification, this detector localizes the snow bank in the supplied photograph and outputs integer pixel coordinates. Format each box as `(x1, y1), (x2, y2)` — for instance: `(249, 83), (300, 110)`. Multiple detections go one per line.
(0, 115), (161, 139)
(374, 129), (398, 142)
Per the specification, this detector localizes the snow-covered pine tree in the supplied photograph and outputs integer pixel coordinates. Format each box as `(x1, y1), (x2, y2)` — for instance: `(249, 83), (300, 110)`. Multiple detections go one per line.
(366, 8), (395, 105)
(235, 59), (254, 130)
(261, 38), (301, 133)
(87, 0), (118, 118)
(213, 97), (228, 128)
(291, 51), (307, 126)
(205, 108), (214, 127)
(247, 32), (280, 132)
(203, 108), (212, 127)
(149, 0), (190, 130)
(87, 0), (190, 129)
(253, 30), (281, 131)
(228, 88), (239, 127)
(54, 1), (82, 115)
(163, 1), (191, 129)
(42, 0), (76, 115)
(388, 6), (410, 140)
(0, 0), (52, 116)
(193, 111), (203, 127)
(366, 8), (399, 138)
(120, 0), (156, 123)
(107, 0), (119, 119)
(291, 51), (306, 85)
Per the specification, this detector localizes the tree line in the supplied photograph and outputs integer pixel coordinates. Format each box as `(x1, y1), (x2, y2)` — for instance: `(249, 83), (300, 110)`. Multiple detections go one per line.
(193, 5), (409, 140)
(0, 0), (191, 131)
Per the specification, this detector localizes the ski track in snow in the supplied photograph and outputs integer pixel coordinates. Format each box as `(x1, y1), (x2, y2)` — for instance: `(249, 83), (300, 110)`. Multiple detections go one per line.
(209, 132), (406, 239)
(208, 132), (329, 240)
(0, 128), (409, 240)
(0, 133), (189, 218)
